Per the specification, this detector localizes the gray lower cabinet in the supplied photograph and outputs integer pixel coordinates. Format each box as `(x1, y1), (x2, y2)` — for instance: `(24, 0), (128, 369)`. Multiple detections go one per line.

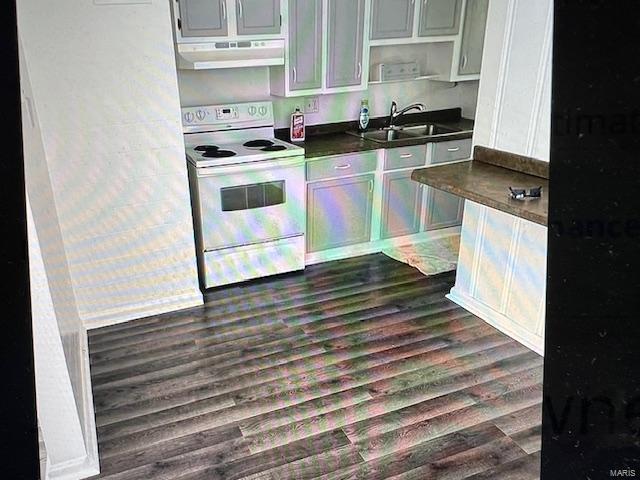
(307, 174), (374, 252)
(326, 0), (366, 88)
(289, 0), (323, 91)
(236, 0), (281, 35)
(458, 0), (489, 75)
(178, 0), (228, 37)
(418, 0), (462, 36)
(424, 187), (464, 230)
(381, 170), (424, 239)
(371, 0), (415, 40)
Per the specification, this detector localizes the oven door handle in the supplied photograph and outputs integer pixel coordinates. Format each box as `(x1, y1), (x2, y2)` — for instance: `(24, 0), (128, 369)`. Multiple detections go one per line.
(195, 156), (306, 177)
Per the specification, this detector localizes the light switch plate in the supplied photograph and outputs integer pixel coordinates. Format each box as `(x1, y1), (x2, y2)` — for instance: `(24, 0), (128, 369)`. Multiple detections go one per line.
(94, 0), (152, 5)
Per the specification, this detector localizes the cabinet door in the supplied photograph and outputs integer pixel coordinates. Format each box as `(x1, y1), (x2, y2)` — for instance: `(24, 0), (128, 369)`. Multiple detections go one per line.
(326, 0), (366, 88)
(458, 0), (489, 75)
(371, 0), (415, 40)
(289, 0), (323, 91)
(381, 170), (424, 239)
(307, 174), (374, 252)
(236, 0), (281, 35)
(418, 0), (462, 36)
(178, 0), (228, 37)
(424, 187), (463, 230)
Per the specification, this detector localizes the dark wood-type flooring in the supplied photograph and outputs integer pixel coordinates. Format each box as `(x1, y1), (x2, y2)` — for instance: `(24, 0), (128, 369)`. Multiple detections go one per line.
(88, 253), (542, 479)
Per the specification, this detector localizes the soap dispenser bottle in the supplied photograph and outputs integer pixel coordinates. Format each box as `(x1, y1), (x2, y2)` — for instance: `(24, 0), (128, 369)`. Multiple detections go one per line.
(358, 99), (370, 132)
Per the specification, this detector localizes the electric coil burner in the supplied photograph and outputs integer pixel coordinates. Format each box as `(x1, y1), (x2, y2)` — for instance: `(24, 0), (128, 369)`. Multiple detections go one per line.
(261, 145), (287, 152)
(244, 139), (274, 148)
(194, 145), (219, 152)
(201, 149), (237, 158)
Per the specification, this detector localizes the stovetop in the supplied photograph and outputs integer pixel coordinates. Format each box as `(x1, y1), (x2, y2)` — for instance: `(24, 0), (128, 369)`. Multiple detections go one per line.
(185, 137), (305, 168)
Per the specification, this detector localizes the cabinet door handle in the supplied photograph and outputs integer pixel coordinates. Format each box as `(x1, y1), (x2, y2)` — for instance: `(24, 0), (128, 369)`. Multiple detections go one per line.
(222, 1), (227, 19)
(400, 153), (413, 158)
(461, 54), (468, 69)
(369, 179), (374, 193)
(356, 62), (362, 79)
(237, 0), (243, 18)
(334, 164), (352, 170)
(292, 66), (297, 83)
(447, 147), (460, 152)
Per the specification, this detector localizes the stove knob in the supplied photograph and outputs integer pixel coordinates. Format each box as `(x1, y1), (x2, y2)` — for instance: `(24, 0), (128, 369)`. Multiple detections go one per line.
(258, 106), (268, 116)
(184, 112), (195, 123)
(196, 110), (206, 121)
(248, 106), (257, 116)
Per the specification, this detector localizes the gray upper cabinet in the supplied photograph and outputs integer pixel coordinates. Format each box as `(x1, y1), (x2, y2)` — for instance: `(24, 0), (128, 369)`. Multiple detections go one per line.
(418, 0), (462, 36)
(371, 0), (415, 40)
(458, 0), (489, 75)
(178, 0), (228, 37)
(326, 0), (366, 88)
(424, 187), (464, 230)
(236, 0), (281, 35)
(289, 0), (323, 91)
(381, 170), (424, 239)
(307, 174), (374, 252)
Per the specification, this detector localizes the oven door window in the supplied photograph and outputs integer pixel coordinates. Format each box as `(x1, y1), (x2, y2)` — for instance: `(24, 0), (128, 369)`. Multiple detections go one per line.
(221, 181), (286, 212)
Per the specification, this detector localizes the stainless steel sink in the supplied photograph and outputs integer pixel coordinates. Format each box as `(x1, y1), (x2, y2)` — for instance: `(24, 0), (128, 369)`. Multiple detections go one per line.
(401, 123), (459, 136)
(348, 122), (466, 144)
(359, 128), (418, 143)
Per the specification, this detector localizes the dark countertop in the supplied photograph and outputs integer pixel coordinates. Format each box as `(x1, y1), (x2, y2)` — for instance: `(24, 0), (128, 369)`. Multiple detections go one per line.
(298, 132), (381, 159)
(411, 146), (549, 226)
(275, 108), (474, 159)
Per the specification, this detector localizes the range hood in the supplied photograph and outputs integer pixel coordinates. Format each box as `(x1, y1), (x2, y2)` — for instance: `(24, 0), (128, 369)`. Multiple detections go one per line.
(176, 40), (285, 70)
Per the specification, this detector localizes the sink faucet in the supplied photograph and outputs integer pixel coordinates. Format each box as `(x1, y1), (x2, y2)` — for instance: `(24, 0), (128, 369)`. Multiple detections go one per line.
(388, 101), (427, 128)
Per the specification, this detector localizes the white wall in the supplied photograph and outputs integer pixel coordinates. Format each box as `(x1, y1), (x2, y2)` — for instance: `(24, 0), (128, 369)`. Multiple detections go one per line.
(21, 38), (99, 479)
(447, 0), (552, 355)
(17, 0), (203, 328)
(178, 68), (480, 127)
(474, 0), (552, 160)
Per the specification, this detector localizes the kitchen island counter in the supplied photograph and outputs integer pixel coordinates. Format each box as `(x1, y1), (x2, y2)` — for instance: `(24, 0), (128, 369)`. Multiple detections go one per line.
(411, 146), (549, 226)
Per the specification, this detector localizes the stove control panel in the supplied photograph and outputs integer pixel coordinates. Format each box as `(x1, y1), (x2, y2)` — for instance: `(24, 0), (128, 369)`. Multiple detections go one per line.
(215, 107), (238, 120)
(182, 102), (273, 130)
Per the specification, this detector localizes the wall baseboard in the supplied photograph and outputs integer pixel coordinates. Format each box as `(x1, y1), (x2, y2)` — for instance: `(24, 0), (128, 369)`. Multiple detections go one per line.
(46, 328), (101, 480)
(46, 454), (99, 480)
(305, 227), (462, 266)
(83, 290), (204, 330)
(79, 328), (99, 476)
(447, 287), (544, 356)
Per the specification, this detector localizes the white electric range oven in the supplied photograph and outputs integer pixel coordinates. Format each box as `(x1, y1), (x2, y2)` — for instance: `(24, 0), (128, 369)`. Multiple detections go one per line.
(183, 101), (306, 289)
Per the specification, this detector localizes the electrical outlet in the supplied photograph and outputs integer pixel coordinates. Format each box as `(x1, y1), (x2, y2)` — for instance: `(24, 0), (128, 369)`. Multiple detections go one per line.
(304, 97), (319, 114)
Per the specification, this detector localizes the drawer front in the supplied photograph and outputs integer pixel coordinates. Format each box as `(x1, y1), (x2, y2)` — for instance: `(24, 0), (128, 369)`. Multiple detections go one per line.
(306, 151), (378, 181)
(384, 144), (427, 170)
(431, 139), (472, 164)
